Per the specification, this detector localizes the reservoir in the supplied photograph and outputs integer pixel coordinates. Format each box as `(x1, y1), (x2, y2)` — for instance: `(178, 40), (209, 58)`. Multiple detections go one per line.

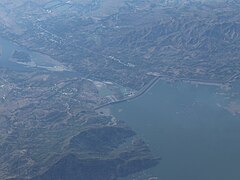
(112, 80), (240, 180)
(0, 36), (28, 71)
(2, 36), (240, 179)
(0, 36), (67, 72)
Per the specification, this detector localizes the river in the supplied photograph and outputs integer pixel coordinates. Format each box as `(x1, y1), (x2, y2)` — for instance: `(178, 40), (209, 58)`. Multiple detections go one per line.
(112, 80), (240, 180)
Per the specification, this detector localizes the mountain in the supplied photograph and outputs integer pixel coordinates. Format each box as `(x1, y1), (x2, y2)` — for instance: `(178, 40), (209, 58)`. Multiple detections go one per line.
(0, 0), (240, 179)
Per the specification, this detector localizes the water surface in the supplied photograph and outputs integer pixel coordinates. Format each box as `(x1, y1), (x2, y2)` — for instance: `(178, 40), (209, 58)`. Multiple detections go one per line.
(113, 80), (240, 180)
(0, 36), (67, 71)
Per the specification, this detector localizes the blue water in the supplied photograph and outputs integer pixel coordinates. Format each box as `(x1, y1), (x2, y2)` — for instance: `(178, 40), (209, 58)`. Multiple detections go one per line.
(2, 36), (240, 180)
(113, 81), (240, 180)
(0, 36), (29, 71)
(0, 36), (65, 72)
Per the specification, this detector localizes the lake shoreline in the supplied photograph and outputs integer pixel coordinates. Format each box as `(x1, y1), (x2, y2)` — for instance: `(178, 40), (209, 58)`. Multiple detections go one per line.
(95, 75), (228, 111)
(111, 80), (240, 180)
